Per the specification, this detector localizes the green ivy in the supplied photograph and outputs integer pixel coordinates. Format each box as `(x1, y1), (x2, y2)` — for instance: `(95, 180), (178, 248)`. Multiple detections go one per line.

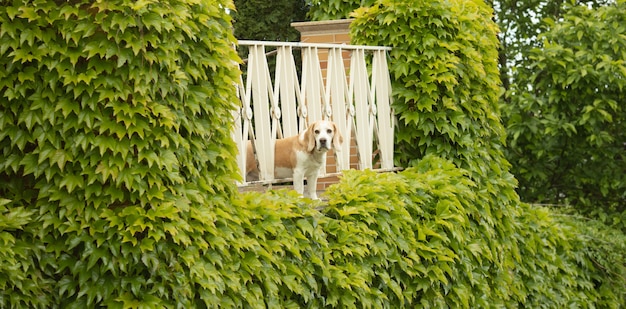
(2, 0), (624, 307)
(198, 156), (626, 307)
(0, 198), (49, 307)
(321, 158), (625, 307)
(0, 0), (240, 306)
(348, 1), (521, 302)
(350, 0), (507, 176)
(321, 159), (483, 307)
(218, 157), (624, 307)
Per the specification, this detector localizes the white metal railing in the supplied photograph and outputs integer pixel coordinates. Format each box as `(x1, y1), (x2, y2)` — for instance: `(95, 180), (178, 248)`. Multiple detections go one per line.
(233, 40), (395, 185)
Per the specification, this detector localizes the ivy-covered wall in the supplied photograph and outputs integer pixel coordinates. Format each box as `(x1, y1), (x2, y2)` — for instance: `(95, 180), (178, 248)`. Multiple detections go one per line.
(0, 0), (240, 306)
(1, 0), (624, 307)
(350, 1), (507, 175)
(187, 157), (626, 307)
(347, 0), (522, 299)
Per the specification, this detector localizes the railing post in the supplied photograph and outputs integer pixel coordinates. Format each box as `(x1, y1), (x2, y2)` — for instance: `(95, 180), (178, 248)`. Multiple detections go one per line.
(372, 50), (395, 170)
(247, 44), (275, 182)
(326, 47), (351, 171)
(233, 74), (251, 184)
(350, 48), (373, 170)
(275, 46), (300, 138)
(301, 47), (326, 123)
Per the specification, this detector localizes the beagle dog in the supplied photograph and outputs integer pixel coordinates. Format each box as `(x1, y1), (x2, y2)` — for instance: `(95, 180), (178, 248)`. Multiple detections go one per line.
(246, 120), (343, 199)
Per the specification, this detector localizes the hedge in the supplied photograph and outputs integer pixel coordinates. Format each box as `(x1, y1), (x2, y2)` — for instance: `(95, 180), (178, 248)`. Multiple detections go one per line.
(6, 155), (622, 307)
(201, 157), (626, 307)
(0, 0), (240, 306)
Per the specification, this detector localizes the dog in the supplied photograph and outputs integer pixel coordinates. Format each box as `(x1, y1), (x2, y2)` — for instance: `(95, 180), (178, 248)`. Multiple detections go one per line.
(246, 120), (343, 199)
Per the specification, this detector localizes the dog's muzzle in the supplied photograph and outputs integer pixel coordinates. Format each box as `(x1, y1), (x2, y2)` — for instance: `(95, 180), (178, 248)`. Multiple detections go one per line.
(318, 138), (330, 150)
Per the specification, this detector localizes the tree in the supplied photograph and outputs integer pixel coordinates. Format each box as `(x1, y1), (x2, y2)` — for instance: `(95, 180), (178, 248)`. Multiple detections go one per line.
(488, 0), (612, 93)
(0, 0), (240, 306)
(503, 0), (626, 226)
(232, 0), (310, 81)
(307, 0), (375, 20)
(232, 0), (309, 42)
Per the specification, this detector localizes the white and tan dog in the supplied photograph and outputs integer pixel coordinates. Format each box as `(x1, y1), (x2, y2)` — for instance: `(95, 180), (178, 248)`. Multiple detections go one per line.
(246, 120), (343, 199)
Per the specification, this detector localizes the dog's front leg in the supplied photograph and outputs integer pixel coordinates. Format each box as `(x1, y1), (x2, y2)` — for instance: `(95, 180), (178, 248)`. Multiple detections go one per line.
(293, 168), (305, 196)
(304, 171), (319, 200)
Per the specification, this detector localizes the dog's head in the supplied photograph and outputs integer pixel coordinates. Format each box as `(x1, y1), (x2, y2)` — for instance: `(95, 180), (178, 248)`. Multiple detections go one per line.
(304, 120), (344, 153)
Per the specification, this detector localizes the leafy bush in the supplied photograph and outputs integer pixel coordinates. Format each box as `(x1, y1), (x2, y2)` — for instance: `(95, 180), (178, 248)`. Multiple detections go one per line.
(226, 157), (624, 307)
(320, 158), (625, 307)
(0, 199), (47, 307)
(335, 1), (622, 306)
(195, 157), (626, 307)
(350, 1), (508, 179)
(503, 1), (626, 229)
(512, 203), (626, 306)
(0, 0), (240, 306)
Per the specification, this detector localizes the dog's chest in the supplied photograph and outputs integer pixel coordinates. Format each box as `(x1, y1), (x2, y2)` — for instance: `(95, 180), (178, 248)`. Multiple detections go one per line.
(275, 150), (325, 178)
(297, 150), (325, 171)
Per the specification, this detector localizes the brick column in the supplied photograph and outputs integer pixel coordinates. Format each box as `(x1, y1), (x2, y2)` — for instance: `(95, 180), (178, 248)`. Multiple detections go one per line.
(292, 19), (353, 82)
(292, 19), (359, 192)
(292, 19), (352, 43)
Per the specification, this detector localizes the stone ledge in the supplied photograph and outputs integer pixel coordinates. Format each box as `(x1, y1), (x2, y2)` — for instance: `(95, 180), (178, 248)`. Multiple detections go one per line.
(291, 19), (353, 35)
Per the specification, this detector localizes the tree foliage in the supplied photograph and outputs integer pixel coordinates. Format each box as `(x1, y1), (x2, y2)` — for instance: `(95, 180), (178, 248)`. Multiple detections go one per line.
(307, 0), (375, 20)
(231, 0), (310, 83)
(503, 0), (626, 227)
(0, 0), (240, 306)
(489, 0), (612, 91)
(232, 0), (309, 41)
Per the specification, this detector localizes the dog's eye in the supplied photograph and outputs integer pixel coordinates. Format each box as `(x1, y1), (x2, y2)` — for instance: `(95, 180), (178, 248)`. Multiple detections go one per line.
(327, 129), (332, 134)
(314, 129), (320, 134)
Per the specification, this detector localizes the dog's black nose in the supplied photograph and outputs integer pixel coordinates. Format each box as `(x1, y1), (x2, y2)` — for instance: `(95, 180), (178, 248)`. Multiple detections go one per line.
(319, 138), (327, 146)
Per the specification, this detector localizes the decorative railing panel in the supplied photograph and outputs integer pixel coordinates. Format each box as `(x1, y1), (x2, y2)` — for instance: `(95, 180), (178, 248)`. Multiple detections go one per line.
(233, 40), (395, 185)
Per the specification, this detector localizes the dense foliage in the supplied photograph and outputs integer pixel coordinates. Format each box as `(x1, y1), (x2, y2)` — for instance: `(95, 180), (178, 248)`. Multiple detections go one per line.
(318, 160), (625, 307)
(503, 1), (626, 228)
(232, 0), (308, 42)
(350, 1), (507, 179)
(307, 0), (375, 20)
(2, 0), (624, 307)
(489, 0), (612, 91)
(343, 0), (622, 306)
(0, 0), (240, 306)
(233, 158), (624, 307)
(231, 0), (310, 80)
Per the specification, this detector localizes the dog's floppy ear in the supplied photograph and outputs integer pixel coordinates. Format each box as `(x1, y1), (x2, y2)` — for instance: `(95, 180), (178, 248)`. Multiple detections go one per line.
(332, 122), (344, 151)
(305, 122), (317, 152)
